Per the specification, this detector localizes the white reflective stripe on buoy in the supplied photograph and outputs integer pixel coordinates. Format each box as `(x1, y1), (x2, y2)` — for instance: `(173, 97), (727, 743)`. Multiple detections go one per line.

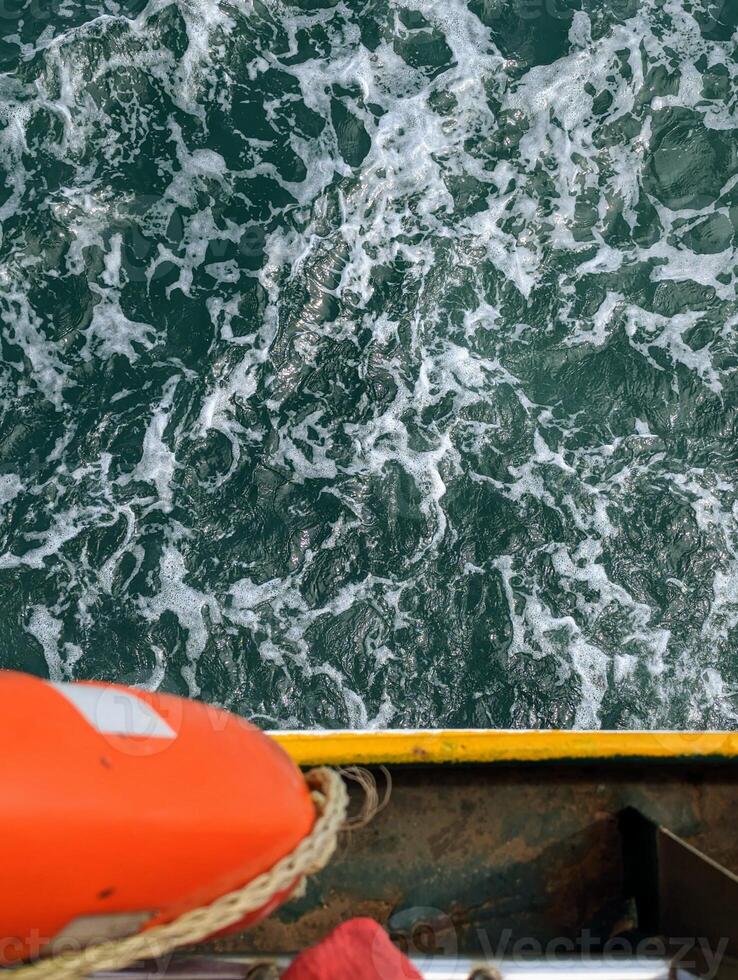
(42, 911), (154, 955)
(50, 683), (176, 738)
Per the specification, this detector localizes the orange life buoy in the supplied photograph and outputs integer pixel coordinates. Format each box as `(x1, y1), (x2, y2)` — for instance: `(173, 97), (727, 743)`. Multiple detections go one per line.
(0, 670), (315, 966)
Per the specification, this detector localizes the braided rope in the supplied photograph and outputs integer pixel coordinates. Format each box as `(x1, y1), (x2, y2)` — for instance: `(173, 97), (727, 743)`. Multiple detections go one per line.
(7, 768), (348, 980)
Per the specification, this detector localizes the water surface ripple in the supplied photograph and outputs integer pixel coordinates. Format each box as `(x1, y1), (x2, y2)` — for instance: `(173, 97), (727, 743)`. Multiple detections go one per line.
(0, 0), (737, 728)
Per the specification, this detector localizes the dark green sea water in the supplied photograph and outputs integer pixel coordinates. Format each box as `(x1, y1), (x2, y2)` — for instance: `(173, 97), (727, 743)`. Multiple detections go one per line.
(0, 0), (737, 729)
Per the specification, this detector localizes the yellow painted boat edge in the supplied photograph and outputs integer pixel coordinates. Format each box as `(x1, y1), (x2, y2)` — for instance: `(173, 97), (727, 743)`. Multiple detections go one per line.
(269, 729), (738, 766)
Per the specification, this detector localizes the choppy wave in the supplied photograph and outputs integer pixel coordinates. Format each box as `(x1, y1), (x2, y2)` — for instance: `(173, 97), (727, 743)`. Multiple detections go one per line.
(0, 0), (737, 728)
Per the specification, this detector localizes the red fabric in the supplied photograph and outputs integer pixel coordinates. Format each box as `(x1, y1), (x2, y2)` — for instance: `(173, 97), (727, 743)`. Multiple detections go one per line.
(281, 918), (423, 980)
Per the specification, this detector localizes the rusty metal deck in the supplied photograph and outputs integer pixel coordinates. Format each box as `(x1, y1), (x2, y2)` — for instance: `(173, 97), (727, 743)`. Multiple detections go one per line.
(202, 760), (738, 969)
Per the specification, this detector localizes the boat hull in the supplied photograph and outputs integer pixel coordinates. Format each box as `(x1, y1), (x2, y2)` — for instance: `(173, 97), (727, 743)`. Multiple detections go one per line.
(184, 729), (738, 980)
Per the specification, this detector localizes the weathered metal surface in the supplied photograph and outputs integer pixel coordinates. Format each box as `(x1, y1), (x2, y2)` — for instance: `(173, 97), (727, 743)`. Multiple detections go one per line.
(271, 730), (738, 767)
(621, 807), (738, 971)
(657, 826), (738, 962)
(201, 762), (738, 959)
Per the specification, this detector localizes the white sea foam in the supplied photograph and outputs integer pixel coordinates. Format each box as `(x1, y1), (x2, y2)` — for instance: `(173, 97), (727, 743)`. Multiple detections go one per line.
(0, 474), (22, 507)
(26, 606), (64, 681)
(0, 0), (735, 728)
